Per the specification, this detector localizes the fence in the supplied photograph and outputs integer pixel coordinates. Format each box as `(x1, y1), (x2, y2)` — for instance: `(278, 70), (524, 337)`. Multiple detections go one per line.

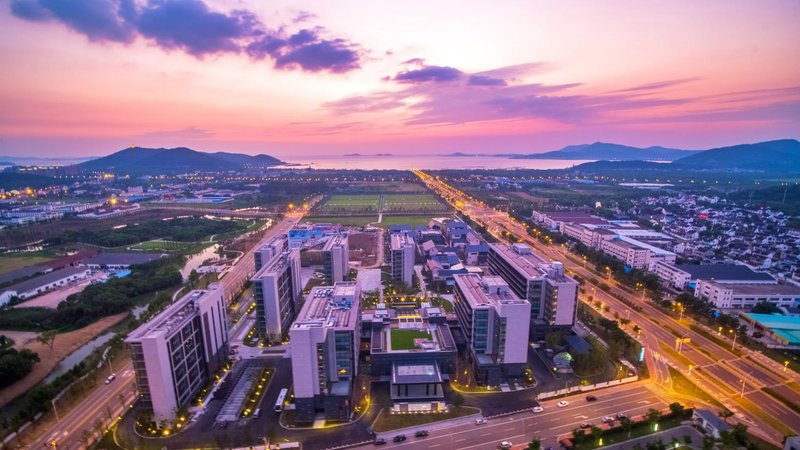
(536, 375), (639, 400)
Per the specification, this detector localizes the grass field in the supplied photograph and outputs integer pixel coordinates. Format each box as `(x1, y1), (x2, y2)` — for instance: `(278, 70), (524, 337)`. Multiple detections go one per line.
(0, 254), (54, 274)
(390, 329), (431, 350)
(318, 195), (381, 213)
(379, 215), (439, 227)
(305, 216), (377, 226)
(383, 193), (445, 212)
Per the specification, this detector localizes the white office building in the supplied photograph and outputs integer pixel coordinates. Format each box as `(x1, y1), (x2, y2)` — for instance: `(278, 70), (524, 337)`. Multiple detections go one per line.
(251, 247), (302, 340)
(125, 284), (228, 421)
(322, 234), (349, 284)
(390, 233), (415, 288)
(452, 274), (530, 386)
(254, 235), (288, 271)
(290, 282), (360, 423)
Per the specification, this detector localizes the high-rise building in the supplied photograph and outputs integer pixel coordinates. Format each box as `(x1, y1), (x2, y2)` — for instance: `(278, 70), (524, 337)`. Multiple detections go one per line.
(321, 234), (349, 284)
(452, 274), (530, 386)
(488, 243), (579, 339)
(289, 282), (360, 423)
(251, 248), (302, 340)
(390, 232), (415, 288)
(125, 284), (228, 421)
(254, 235), (288, 271)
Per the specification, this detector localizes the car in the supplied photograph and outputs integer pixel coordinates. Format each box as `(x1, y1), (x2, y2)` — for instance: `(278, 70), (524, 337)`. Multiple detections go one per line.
(557, 400), (569, 407)
(105, 373), (116, 384)
(602, 416), (615, 423)
(616, 413), (628, 420)
(475, 418), (487, 425)
(415, 430), (429, 438)
(498, 441), (513, 449)
(586, 395), (597, 402)
(531, 406), (544, 413)
(373, 438), (386, 446)
(393, 435), (407, 443)
(580, 422), (592, 429)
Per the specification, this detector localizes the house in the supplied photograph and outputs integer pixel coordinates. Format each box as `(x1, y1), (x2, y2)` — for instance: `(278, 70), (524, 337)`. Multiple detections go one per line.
(692, 409), (731, 439)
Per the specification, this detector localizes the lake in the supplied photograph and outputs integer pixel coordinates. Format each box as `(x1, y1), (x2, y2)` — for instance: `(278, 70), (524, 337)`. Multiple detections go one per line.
(277, 154), (592, 170)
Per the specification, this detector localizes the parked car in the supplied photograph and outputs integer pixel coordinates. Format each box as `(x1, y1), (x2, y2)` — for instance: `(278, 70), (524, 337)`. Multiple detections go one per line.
(475, 418), (487, 425)
(373, 438), (386, 446)
(602, 416), (615, 423)
(585, 395), (597, 402)
(531, 406), (544, 413)
(498, 441), (513, 449)
(557, 400), (569, 407)
(580, 423), (592, 429)
(393, 435), (407, 443)
(616, 413), (628, 420)
(105, 373), (116, 384)
(415, 430), (429, 438)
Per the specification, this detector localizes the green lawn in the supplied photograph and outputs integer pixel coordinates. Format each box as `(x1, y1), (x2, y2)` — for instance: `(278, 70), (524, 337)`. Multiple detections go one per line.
(305, 216), (377, 226)
(318, 195), (381, 212)
(0, 254), (53, 274)
(390, 329), (431, 350)
(429, 297), (454, 313)
(667, 367), (724, 408)
(383, 194), (445, 211)
(372, 406), (480, 432)
(379, 215), (439, 227)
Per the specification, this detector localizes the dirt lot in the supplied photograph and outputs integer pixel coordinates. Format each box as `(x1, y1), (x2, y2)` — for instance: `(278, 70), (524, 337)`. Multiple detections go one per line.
(0, 330), (38, 348)
(349, 231), (379, 267)
(14, 273), (106, 309)
(511, 191), (550, 204)
(0, 313), (127, 408)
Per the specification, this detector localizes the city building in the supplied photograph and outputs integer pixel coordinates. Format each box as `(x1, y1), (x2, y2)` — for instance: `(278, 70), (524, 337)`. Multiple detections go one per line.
(288, 222), (339, 249)
(694, 280), (800, 309)
(452, 274), (531, 385)
(125, 284), (228, 421)
(487, 243), (579, 339)
(321, 234), (349, 284)
(289, 282), (360, 423)
(0, 266), (91, 306)
(653, 262), (692, 289)
(251, 247), (302, 340)
(601, 238), (652, 270)
(254, 235), (288, 271)
(390, 232), (415, 288)
(81, 252), (164, 270)
(654, 262), (776, 291)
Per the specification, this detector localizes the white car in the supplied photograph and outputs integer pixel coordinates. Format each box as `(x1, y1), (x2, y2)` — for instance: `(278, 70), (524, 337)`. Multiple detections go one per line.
(557, 400), (569, 408)
(105, 373), (117, 384)
(531, 406), (544, 413)
(499, 441), (513, 450)
(475, 418), (487, 425)
(602, 416), (615, 423)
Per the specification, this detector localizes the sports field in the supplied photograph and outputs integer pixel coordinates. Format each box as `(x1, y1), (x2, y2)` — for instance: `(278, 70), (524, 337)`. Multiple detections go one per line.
(390, 329), (431, 350)
(305, 216), (377, 226)
(379, 215), (438, 227)
(317, 195), (381, 213)
(383, 194), (445, 212)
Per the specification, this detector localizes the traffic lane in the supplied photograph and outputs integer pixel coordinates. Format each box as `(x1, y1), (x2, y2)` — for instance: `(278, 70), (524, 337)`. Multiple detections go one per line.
(764, 384), (800, 409)
(381, 388), (666, 450)
(744, 390), (800, 434)
(727, 358), (782, 386)
(694, 365), (739, 396)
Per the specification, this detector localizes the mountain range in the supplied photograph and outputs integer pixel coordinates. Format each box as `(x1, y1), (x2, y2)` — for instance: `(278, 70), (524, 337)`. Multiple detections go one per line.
(509, 142), (697, 161)
(78, 147), (283, 174)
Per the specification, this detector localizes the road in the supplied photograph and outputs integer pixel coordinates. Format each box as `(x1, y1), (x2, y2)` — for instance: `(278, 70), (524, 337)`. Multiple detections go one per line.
(21, 210), (305, 450)
(358, 383), (669, 450)
(414, 169), (800, 444)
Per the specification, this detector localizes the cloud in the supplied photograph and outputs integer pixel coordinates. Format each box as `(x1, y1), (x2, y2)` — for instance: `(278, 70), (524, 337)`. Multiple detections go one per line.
(468, 75), (506, 86)
(292, 10), (316, 23)
(9, 0), (364, 73)
(137, 126), (217, 139)
(393, 65), (463, 83)
(401, 57), (425, 66)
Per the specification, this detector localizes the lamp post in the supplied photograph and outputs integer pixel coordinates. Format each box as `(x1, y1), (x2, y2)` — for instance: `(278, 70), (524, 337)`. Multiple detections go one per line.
(688, 365), (693, 377)
(739, 379), (746, 397)
(564, 380), (571, 398)
(785, 361), (790, 372)
(730, 329), (738, 351)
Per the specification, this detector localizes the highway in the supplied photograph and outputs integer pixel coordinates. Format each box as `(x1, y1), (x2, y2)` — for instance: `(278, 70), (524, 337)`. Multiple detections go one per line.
(415, 170), (800, 444)
(360, 383), (670, 450)
(22, 210), (305, 450)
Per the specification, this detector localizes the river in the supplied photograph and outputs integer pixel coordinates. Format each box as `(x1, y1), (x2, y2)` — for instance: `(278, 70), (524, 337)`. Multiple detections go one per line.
(44, 331), (115, 383)
(180, 244), (220, 280)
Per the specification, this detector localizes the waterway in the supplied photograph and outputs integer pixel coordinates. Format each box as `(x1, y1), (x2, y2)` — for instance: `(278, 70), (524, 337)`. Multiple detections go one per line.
(180, 244), (220, 280)
(44, 331), (115, 383)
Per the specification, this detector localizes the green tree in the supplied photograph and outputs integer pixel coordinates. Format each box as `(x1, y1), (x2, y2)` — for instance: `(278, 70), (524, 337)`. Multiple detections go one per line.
(620, 417), (634, 438)
(646, 408), (661, 427)
(590, 426), (604, 443)
(188, 269), (200, 288)
(718, 409), (734, 424)
(451, 392), (465, 409)
(528, 438), (541, 450)
(36, 330), (57, 350)
(668, 402), (685, 416)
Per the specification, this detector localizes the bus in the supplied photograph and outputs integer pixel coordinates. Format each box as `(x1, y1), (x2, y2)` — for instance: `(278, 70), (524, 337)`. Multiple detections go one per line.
(273, 388), (288, 412)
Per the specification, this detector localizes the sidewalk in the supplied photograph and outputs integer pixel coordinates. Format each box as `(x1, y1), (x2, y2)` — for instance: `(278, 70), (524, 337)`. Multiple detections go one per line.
(373, 411), (483, 440)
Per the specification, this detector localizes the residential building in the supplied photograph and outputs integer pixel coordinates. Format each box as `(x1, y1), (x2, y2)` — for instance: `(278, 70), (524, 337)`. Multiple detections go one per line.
(601, 238), (651, 270)
(452, 274), (530, 385)
(321, 234), (349, 284)
(487, 243), (579, 339)
(251, 248), (302, 340)
(390, 232), (415, 288)
(290, 282), (360, 423)
(254, 235), (288, 271)
(0, 266), (91, 306)
(125, 284), (228, 421)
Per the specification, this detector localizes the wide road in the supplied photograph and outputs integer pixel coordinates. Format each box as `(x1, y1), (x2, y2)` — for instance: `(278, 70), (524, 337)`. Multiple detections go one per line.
(415, 170), (800, 444)
(357, 383), (668, 450)
(22, 210), (305, 450)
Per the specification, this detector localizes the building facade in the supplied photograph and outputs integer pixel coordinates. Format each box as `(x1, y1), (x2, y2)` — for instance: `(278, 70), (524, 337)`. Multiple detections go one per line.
(289, 282), (360, 423)
(321, 234), (349, 284)
(251, 247), (302, 340)
(125, 284), (228, 421)
(390, 233), (415, 288)
(254, 235), (288, 271)
(452, 274), (530, 386)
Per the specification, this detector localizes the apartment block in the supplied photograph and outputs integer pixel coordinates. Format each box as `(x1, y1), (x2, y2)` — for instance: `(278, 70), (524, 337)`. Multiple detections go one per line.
(390, 232), (415, 288)
(125, 284), (228, 421)
(254, 235), (288, 271)
(487, 243), (579, 339)
(289, 282), (360, 423)
(322, 234), (349, 284)
(251, 247), (302, 340)
(452, 274), (530, 386)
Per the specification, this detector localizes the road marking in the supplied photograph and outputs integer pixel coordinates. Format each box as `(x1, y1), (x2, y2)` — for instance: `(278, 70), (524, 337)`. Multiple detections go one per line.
(574, 415), (588, 419)
(455, 438), (467, 442)
(429, 444), (441, 448)
(637, 400), (650, 404)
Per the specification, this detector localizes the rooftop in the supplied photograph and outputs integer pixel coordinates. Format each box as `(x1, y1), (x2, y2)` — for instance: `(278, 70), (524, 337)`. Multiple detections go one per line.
(126, 287), (220, 341)
(390, 232), (415, 250)
(293, 282), (359, 329)
(675, 264), (776, 282)
(6, 266), (89, 294)
(391, 362), (443, 384)
(453, 273), (527, 308)
(83, 252), (164, 266)
(490, 243), (549, 278)
(322, 233), (348, 250)
(709, 282), (800, 296)
(253, 249), (296, 277)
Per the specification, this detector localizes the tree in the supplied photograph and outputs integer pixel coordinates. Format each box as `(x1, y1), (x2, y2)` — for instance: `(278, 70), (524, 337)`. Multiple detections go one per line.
(188, 269), (200, 288)
(590, 426), (603, 443)
(36, 330), (57, 350)
(683, 435), (692, 445)
(701, 436), (715, 450)
(450, 392), (464, 409)
(620, 417), (634, 438)
(668, 402), (685, 416)
(528, 438), (541, 450)
(718, 409), (734, 424)
(646, 408), (661, 427)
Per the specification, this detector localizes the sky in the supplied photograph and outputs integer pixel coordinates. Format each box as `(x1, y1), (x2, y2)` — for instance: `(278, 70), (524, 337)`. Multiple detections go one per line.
(0, 0), (799, 159)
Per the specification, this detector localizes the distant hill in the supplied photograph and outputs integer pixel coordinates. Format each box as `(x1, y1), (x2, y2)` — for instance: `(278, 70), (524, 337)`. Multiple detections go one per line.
(78, 147), (283, 174)
(672, 139), (800, 171)
(511, 142), (696, 161)
(0, 173), (57, 190)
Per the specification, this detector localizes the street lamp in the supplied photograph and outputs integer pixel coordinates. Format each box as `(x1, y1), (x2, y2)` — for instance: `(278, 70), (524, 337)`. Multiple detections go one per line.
(688, 365), (693, 377)
(729, 329), (738, 351)
(605, 266), (612, 282)
(583, 256), (587, 269)
(785, 361), (790, 372)
(717, 326), (723, 336)
(739, 379), (746, 397)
